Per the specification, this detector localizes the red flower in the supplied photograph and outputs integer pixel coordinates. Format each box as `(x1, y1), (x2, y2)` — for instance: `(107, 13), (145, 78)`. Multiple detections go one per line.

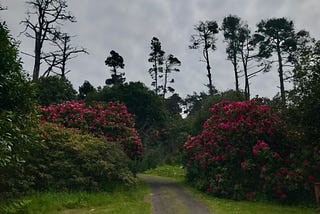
(276, 188), (282, 194)
(281, 194), (287, 199)
(273, 152), (280, 158)
(241, 160), (247, 168)
(308, 175), (314, 181)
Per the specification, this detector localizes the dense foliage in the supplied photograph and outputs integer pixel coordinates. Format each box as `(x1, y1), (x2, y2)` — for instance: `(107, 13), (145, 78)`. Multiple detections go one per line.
(0, 22), (37, 168)
(40, 100), (143, 159)
(91, 82), (167, 132)
(0, 123), (136, 197)
(184, 99), (313, 202)
(36, 76), (77, 106)
(286, 40), (320, 181)
(188, 90), (247, 135)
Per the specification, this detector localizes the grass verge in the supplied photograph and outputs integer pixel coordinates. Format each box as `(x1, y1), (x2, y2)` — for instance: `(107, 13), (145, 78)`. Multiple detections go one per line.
(0, 181), (151, 214)
(143, 165), (319, 214)
(143, 165), (185, 182)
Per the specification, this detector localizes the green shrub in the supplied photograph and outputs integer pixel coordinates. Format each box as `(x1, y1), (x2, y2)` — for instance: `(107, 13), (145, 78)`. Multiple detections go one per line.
(0, 21), (37, 182)
(35, 76), (77, 106)
(0, 123), (136, 197)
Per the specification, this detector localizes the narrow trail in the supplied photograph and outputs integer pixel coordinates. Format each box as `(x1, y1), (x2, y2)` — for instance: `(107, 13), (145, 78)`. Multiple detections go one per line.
(139, 175), (211, 214)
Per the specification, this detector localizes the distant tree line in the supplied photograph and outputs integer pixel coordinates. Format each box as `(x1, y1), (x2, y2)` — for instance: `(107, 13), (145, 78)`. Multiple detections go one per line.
(15, 0), (315, 107)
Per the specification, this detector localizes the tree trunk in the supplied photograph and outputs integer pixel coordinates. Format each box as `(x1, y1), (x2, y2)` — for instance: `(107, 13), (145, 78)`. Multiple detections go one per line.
(163, 67), (168, 98)
(241, 47), (250, 100)
(233, 50), (239, 92)
(204, 38), (213, 95)
(276, 41), (286, 104)
(61, 36), (67, 77)
(154, 59), (158, 95)
(242, 58), (250, 100)
(33, 32), (41, 80)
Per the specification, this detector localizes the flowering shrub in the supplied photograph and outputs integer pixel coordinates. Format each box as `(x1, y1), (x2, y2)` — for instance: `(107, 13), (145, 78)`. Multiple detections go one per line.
(184, 98), (312, 202)
(40, 100), (143, 159)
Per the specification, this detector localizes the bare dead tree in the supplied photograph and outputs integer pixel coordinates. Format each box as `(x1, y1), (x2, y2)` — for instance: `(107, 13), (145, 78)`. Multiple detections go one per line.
(21, 0), (75, 80)
(43, 32), (88, 78)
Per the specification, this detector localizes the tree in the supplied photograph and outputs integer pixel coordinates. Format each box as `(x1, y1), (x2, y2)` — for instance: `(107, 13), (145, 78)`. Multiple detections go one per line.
(148, 37), (165, 95)
(165, 93), (183, 118)
(92, 82), (167, 132)
(162, 54), (181, 98)
(0, 21), (37, 168)
(222, 15), (270, 99)
(254, 18), (297, 103)
(183, 92), (209, 116)
(238, 20), (270, 100)
(79, 80), (96, 99)
(105, 50), (125, 85)
(21, 0), (75, 80)
(238, 24), (257, 99)
(36, 75), (77, 106)
(289, 39), (320, 151)
(190, 21), (219, 95)
(42, 32), (88, 78)
(221, 15), (242, 92)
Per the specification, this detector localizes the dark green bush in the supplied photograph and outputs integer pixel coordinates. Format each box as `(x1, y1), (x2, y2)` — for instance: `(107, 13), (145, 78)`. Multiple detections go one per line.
(35, 76), (77, 106)
(0, 22), (37, 168)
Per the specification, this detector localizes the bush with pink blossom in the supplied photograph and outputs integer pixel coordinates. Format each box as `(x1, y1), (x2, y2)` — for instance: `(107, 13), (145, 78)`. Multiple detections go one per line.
(40, 100), (143, 160)
(184, 98), (312, 202)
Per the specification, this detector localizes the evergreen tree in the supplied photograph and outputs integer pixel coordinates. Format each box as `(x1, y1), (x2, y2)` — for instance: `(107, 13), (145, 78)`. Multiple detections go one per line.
(190, 21), (219, 95)
(254, 17), (297, 103)
(79, 80), (96, 99)
(221, 15), (242, 92)
(162, 54), (181, 98)
(148, 37), (165, 94)
(105, 50), (125, 85)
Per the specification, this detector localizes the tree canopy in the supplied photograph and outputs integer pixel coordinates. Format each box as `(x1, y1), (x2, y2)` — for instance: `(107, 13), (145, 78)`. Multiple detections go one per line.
(105, 50), (125, 85)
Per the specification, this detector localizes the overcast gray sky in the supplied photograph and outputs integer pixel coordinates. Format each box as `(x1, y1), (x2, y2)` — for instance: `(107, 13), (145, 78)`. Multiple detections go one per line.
(1, 0), (320, 98)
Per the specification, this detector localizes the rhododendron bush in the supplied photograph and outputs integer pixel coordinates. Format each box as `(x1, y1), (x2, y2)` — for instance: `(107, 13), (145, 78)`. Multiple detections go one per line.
(184, 98), (312, 202)
(40, 100), (143, 159)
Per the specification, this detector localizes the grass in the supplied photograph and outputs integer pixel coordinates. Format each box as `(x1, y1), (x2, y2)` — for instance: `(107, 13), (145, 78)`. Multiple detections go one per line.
(143, 165), (319, 214)
(2, 165), (319, 214)
(191, 188), (319, 214)
(0, 181), (151, 214)
(143, 164), (186, 182)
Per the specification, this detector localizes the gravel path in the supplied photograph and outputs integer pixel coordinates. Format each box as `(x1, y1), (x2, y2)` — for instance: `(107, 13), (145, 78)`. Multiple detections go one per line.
(139, 175), (211, 214)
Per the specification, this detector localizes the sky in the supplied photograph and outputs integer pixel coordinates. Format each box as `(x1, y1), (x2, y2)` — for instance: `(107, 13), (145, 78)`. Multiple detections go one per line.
(1, 0), (320, 99)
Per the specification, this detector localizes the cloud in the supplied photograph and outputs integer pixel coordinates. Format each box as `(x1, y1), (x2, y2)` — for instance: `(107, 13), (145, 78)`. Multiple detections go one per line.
(2, 0), (320, 98)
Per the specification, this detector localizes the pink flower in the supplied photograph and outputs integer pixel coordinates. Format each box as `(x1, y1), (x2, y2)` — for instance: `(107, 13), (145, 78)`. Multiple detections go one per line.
(276, 188), (282, 194)
(241, 160), (247, 168)
(281, 194), (287, 199)
(246, 192), (255, 199)
(308, 175), (314, 181)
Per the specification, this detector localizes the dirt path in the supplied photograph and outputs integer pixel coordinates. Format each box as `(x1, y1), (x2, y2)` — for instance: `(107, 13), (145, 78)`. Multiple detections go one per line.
(139, 175), (211, 214)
